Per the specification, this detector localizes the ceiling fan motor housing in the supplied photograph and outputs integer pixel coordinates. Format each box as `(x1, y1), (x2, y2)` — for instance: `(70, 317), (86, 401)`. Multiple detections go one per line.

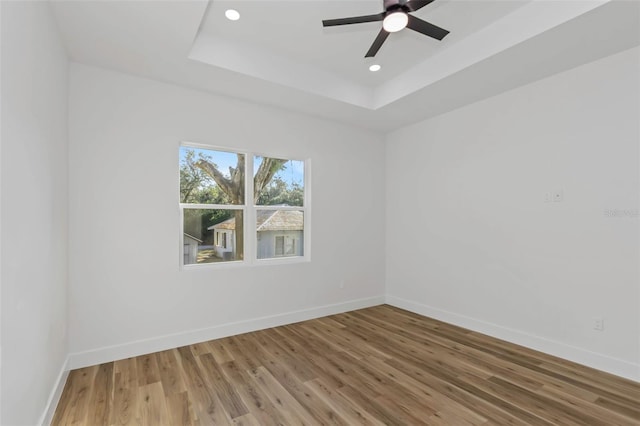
(384, 0), (408, 12)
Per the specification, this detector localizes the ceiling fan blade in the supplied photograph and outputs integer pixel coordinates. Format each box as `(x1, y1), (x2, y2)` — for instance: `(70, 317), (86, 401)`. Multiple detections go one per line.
(404, 0), (436, 12)
(322, 13), (385, 27)
(365, 29), (390, 58)
(406, 14), (449, 40)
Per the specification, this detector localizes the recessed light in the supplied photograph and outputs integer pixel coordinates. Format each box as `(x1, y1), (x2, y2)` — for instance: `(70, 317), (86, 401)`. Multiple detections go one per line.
(369, 64), (381, 72)
(225, 9), (240, 21)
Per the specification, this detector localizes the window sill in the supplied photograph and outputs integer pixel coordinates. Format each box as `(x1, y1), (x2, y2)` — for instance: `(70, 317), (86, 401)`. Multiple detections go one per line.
(180, 256), (310, 271)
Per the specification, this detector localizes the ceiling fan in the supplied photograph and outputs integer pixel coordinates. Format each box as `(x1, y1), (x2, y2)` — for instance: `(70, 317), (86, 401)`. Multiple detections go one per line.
(322, 0), (449, 58)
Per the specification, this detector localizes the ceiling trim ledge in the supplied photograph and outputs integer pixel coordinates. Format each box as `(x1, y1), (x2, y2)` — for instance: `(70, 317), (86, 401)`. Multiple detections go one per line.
(189, 34), (375, 109)
(373, 0), (611, 108)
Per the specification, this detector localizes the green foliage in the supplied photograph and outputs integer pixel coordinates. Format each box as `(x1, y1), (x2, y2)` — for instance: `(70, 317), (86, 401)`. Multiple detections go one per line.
(256, 176), (304, 206)
(180, 150), (230, 205)
(180, 150), (209, 203)
(180, 150), (234, 241)
(206, 209), (233, 227)
(181, 149), (303, 245)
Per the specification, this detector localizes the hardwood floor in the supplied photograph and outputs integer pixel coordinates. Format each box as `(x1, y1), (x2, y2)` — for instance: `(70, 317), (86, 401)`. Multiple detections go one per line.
(52, 305), (640, 425)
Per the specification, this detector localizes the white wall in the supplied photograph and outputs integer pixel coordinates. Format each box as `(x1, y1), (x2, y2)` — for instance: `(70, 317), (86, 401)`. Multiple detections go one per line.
(1, 2), (69, 424)
(386, 46), (640, 380)
(68, 64), (386, 366)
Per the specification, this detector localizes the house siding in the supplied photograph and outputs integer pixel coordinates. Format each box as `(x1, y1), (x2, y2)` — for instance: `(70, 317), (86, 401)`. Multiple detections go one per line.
(257, 230), (303, 259)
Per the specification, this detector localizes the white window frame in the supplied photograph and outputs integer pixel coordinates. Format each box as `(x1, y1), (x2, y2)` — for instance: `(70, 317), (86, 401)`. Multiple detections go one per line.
(179, 142), (310, 269)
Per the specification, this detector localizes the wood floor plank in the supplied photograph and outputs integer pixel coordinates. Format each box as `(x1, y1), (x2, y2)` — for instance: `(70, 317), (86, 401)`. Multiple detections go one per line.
(176, 346), (231, 424)
(137, 382), (171, 425)
(304, 378), (385, 426)
(535, 383), (639, 426)
(197, 353), (249, 419)
(327, 350), (438, 421)
(384, 354), (542, 425)
(110, 358), (138, 426)
(224, 335), (263, 372)
(362, 354), (488, 425)
(538, 360), (640, 404)
(51, 365), (97, 425)
(474, 373), (606, 425)
(155, 349), (187, 396)
(165, 391), (199, 426)
(189, 341), (213, 357)
(86, 362), (113, 425)
(230, 413), (261, 426)
(249, 334), (347, 424)
(218, 360), (292, 425)
(253, 329), (317, 383)
(335, 383), (407, 425)
(269, 327), (353, 389)
(299, 321), (390, 361)
(260, 328), (323, 383)
(136, 353), (160, 386)
(207, 339), (236, 364)
(52, 305), (640, 425)
(248, 366), (318, 424)
(595, 396), (640, 422)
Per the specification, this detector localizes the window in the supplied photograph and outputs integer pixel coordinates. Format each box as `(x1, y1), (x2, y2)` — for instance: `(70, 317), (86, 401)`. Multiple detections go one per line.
(285, 237), (297, 256)
(179, 144), (308, 266)
(275, 236), (284, 256)
(275, 235), (298, 257)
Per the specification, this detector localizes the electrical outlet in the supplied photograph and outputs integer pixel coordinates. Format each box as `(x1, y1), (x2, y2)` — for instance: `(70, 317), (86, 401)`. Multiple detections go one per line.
(339, 280), (345, 289)
(593, 317), (604, 331)
(544, 192), (552, 203)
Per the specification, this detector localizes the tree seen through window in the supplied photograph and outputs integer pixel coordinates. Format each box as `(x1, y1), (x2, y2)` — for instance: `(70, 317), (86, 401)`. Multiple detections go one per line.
(180, 146), (305, 264)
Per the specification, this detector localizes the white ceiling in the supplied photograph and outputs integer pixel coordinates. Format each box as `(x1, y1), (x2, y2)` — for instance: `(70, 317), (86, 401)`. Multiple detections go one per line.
(197, 0), (527, 88)
(51, 0), (640, 132)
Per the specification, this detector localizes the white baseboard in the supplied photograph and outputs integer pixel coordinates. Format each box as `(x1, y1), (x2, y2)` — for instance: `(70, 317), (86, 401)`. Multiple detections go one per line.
(68, 295), (385, 370)
(39, 356), (70, 426)
(386, 295), (640, 382)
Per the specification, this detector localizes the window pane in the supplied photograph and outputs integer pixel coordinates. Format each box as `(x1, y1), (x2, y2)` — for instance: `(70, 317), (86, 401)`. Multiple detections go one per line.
(180, 146), (245, 205)
(275, 236), (284, 256)
(256, 210), (304, 259)
(183, 209), (244, 264)
(254, 157), (304, 207)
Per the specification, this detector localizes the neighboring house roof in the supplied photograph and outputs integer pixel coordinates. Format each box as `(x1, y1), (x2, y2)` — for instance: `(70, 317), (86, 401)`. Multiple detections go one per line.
(183, 233), (202, 243)
(257, 210), (303, 231)
(210, 218), (235, 231)
(208, 210), (303, 232)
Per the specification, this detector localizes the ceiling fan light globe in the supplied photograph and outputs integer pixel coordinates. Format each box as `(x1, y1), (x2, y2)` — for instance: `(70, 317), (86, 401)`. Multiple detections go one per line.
(382, 12), (408, 32)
